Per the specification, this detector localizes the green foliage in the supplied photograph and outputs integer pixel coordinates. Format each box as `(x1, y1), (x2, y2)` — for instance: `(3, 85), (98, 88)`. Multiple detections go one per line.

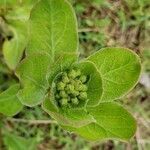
(0, 0), (36, 70)
(28, 0), (78, 59)
(3, 21), (28, 69)
(16, 53), (52, 106)
(0, 0), (142, 144)
(62, 102), (136, 141)
(87, 47), (141, 101)
(4, 132), (38, 150)
(0, 84), (23, 116)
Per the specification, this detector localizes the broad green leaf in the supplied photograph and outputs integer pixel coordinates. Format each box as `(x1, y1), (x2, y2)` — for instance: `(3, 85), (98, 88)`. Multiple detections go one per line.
(1, 0), (37, 70)
(16, 53), (52, 106)
(4, 132), (38, 150)
(42, 98), (94, 128)
(28, 0), (78, 60)
(63, 102), (136, 141)
(3, 21), (28, 70)
(0, 84), (23, 116)
(74, 61), (103, 106)
(0, 0), (18, 5)
(4, 0), (38, 21)
(49, 52), (78, 84)
(87, 47), (141, 101)
(62, 123), (106, 141)
(0, 0), (37, 7)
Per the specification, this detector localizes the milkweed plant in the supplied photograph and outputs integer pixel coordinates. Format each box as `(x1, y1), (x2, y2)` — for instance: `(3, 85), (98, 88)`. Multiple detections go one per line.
(0, 0), (141, 142)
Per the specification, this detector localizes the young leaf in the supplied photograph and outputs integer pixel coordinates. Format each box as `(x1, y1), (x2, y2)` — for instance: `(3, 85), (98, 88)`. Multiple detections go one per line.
(28, 0), (78, 60)
(87, 47), (141, 101)
(42, 98), (94, 128)
(3, 21), (28, 70)
(16, 53), (52, 106)
(74, 61), (103, 106)
(62, 123), (106, 141)
(63, 102), (136, 141)
(0, 84), (23, 116)
(49, 52), (78, 84)
(2, 0), (36, 70)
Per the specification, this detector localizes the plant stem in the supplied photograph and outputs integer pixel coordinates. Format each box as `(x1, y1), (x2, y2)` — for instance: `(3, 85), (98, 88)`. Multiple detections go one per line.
(6, 118), (57, 125)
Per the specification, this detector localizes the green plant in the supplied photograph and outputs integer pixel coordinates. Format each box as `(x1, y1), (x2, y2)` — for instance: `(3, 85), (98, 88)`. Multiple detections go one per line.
(0, 0), (141, 143)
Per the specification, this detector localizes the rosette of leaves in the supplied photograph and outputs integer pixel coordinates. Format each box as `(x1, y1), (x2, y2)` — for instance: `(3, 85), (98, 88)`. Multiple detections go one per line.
(0, 0), (141, 142)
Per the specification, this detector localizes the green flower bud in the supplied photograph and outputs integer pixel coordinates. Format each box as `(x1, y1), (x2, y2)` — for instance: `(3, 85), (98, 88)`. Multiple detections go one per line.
(66, 84), (74, 93)
(78, 92), (87, 100)
(81, 85), (88, 92)
(78, 84), (84, 91)
(79, 75), (87, 83)
(74, 80), (82, 90)
(55, 94), (60, 99)
(60, 98), (68, 106)
(77, 84), (87, 92)
(59, 91), (68, 98)
(76, 79), (82, 85)
(68, 69), (77, 79)
(54, 68), (88, 108)
(70, 79), (75, 85)
(71, 98), (79, 105)
(62, 73), (70, 83)
(57, 82), (65, 90)
(72, 90), (79, 96)
(76, 69), (81, 77)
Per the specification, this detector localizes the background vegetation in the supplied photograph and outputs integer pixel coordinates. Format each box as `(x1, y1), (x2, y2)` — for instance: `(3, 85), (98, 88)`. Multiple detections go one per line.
(0, 0), (150, 149)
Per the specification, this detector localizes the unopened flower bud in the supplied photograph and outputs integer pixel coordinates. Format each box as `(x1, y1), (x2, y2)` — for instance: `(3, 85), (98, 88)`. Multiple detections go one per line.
(70, 79), (75, 85)
(72, 90), (79, 96)
(66, 84), (74, 93)
(78, 84), (84, 91)
(78, 92), (87, 100)
(71, 98), (79, 105)
(57, 82), (65, 90)
(76, 69), (81, 77)
(68, 69), (77, 79)
(54, 68), (89, 108)
(60, 98), (68, 106)
(81, 85), (88, 91)
(59, 91), (68, 98)
(62, 74), (70, 83)
(77, 84), (87, 92)
(55, 94), (60, 99)
(79, 75), (87, 83)
(74, 80), (82, 90)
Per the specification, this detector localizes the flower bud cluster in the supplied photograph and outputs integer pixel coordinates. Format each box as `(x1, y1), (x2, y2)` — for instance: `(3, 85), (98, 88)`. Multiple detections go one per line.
(54, 69), (88, 107)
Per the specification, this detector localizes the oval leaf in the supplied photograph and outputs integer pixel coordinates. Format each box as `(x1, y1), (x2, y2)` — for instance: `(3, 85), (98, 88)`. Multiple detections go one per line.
(3, 21), (28, 70)
(0, 84), (23, 116)
(42, 97), (94, 128)
(63, 102), (136, 141)
(28, 0), (78, 59)
(2, 0), (36, 70)
(16, 53), (52, 106)
(87, 47), (141, 101)
(74, 61), (103, 107)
